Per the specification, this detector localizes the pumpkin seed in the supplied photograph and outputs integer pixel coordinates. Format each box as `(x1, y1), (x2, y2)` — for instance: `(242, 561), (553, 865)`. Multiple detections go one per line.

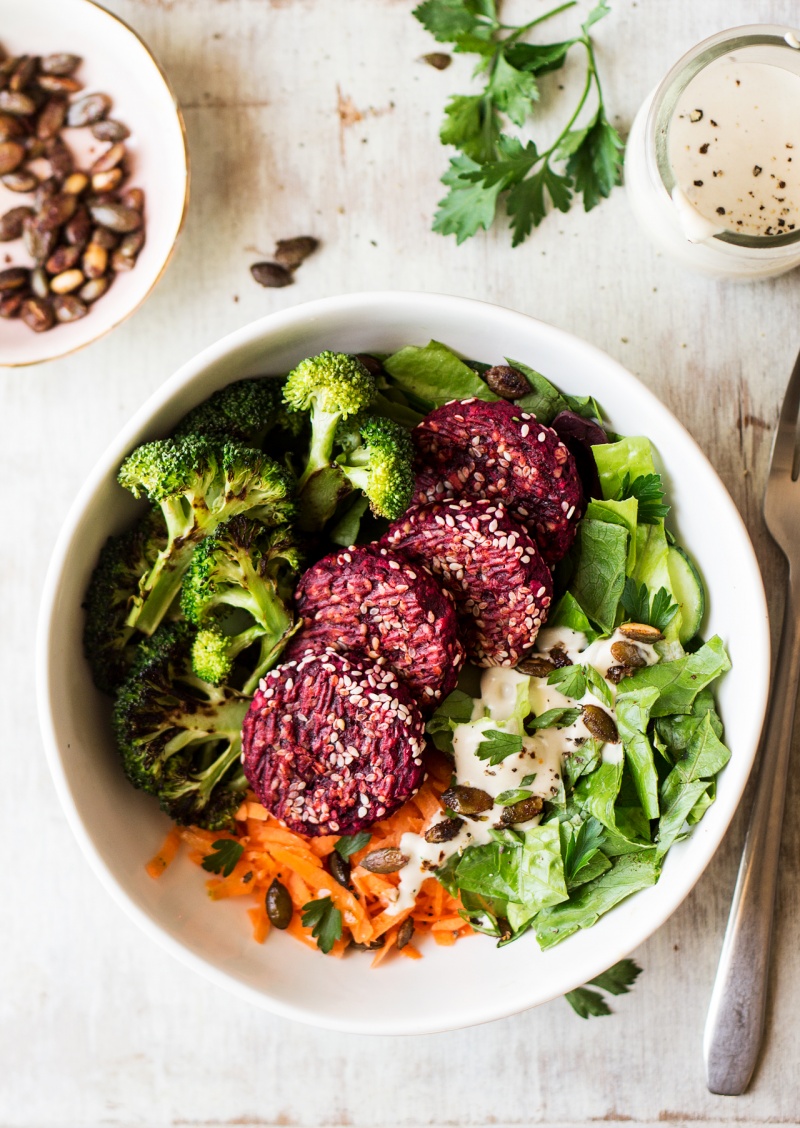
(497, 796), (543, 826)
(30, 266), (50, 299)
(610, 640), (648, 668)
(62, 172), (89, 196)
(82, 242), (107, 279)
(0, 112), (25, 141)
(37, 97), (68, 141)
(251, 261), (293, 288)
(0, 206), (34, 241)
(424, 817), (464, 844)
(37, 75), (83, 95)
(2, 170), (38, 192)
(64, 207), (92, 247)
(619, 622), (664, 643)
(0, 140), (25, 175)
(0, 267), (30, 291)
(517, 655), (556, 678)
(440, 785), (493, 815)
(91, 142), (126, 174)
(20, 296), (55, 333)
(50, 268), (84, 295)
(0, 292), (25, 319)
(396, 917), (415, 950)
(41, 54), (81, 77)
(581, 704), (619, 744)
(23, 216), (57, 262)
(606, 664), (634, 685)
(45, 136), (73, 178)
(38, 192), (78, 231)
(46, 243), (81, 274)
(265, 878), (292, 929)
(66, 92), (111, 128)
(0, 90), (36, 115)
(91, 119), (129, 142)
(328, 850), (351, 889)
(274, 235), (319, 271)
(10, 56), (37, 93)
(119, 187), (144, 212)
(360, 848), (408, 874)
(79, 275), (110, 304)
(52, 294), (88, 323)
(91, 168), (123, 193)
(88, 201), (142, 233)
(484, 364), (531, 400)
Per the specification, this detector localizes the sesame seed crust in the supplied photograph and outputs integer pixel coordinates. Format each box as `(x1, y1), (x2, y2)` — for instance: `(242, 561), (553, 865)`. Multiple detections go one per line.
(412, 399), (583, 564)
(241, 650), (426, 836)
(282, 544), (464, 712)
(383, 498), (553, 667)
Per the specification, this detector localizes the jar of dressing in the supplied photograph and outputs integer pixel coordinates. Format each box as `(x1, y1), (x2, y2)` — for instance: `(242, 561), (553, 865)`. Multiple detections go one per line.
(625, 26), (800, 279)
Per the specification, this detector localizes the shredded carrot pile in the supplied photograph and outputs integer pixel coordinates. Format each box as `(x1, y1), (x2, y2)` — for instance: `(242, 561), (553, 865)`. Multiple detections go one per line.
(145, 751), (472, 965)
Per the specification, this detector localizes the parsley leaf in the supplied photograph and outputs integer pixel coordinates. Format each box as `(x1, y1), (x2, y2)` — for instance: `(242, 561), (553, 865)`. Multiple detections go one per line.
(615, 472), (671, 524)
(524, 707), (582, 733)
(562, 816), (605, 884)
(564, 956), (643, 1019)
(584, 664), (614, 708)
(621, 578), (679, 633)
(496, 788), (534, 806)
(547, 664), (586, 700)
(335, 832), (371, 859)
(201, 839), (244, 878)
(475, 728), (524, 764)
(521, 772), (538, 786)
(301, 896), (343, 954)
(415, 0), (622, 245)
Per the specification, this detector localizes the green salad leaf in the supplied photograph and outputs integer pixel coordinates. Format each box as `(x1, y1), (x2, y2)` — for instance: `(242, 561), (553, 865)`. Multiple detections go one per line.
(569, 519), (628, 634)
(475, 727), (524, 764)
(301, 896), (343, 954)
(201, 839), (244, 878)
(383, 340), (496, 410)
(524, 707), (581, 732)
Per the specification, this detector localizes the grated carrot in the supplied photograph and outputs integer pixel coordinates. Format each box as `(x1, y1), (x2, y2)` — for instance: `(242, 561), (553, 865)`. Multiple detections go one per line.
(145, 828), (181, 879)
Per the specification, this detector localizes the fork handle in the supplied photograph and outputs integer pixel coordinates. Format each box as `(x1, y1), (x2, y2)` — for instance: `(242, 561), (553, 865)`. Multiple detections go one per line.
(704, 572), (800, 1095)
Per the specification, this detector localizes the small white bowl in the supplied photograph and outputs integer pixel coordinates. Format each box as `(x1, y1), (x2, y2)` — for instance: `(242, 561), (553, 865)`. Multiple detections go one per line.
(0, 0), (188, 367)
(36, 292), (770, 1034)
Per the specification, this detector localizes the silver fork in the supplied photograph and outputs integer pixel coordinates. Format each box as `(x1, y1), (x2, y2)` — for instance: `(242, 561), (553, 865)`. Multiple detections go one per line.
(704, 349), (800, 1095)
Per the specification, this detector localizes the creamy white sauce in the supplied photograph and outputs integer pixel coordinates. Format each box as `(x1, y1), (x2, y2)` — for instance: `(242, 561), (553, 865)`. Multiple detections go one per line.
(388, 632), (659, 916)
(668, 55), (800, 238)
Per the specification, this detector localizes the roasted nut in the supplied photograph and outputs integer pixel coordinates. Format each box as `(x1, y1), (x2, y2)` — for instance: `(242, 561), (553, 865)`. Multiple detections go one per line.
(79, 275), (110, 303)
(424, 817), (464, 844)
(62, 172), (89, 195)
(274, 235), (319, 271)
(44, 136), (73, 178)
(251, 261), (293, 288)
(2, 170), (38, 192)
(91, 118), (129, 142)
(30, 266), (50, 299)
(0, 112), (26, 141)
(20, 296), (55, 333)
(119, 187), (144, 212)
(91, 168), (123, 193)
(66, 92), (111, 127)
(349, 935), (385, 952)
(116, 229), (144, 258)
(441, 785), (494, 816)
(484, 364), (531, 400)
(10, 55), (37, 92)
(52, 294), (88, 322)
(265, 879), (292, 929)
(88, 201), (142, 233)
(91, 142), (126, 174)
(618, 622), (664, 643)
(34, 176), (60, 210)
(45, 243), (81, 274)
(0, 140), (25, 175)
(0, 266), (30, 292)
(517, 655), (556, 678)
(581, 704), (619, 744)
(82, 242), (107, 279)
(610, 640), (648, 668)
(37, 96), (68, 139)
(0, 205), (34, 241)
(50, 268), (84, 294)
(64, 207), (92, 247)
(38, 192), (78, 230)
(0, 292), (25, 319)
(23, 215), (57, 262)
(0, 90), (36, 115)
(359, 848), (408, 874)
(497, 796), (543, 826)
(40, 54), (81, 77)
(354, 353), (384, 377)
(37, 74), (83, 94)
(396, 917), (415, 950)
(89, 224), (118, 250)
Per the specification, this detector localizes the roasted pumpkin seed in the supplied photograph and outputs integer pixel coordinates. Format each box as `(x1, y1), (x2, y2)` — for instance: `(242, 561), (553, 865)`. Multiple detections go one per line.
(91, 118), (130, 143)
(610, 640), (648, 668)
(0, 205), (33, 242)
(424, 817), (464, 843)
(66, 92), (111, 127)
(265, 878), (292, 929)
(484, 364), (531, 400)
(619, 622), (664, 643)
(581, 704), (619, 744)
(88, 201), (142, 233)
(41, 54), (81, 77)
(52, 294), (88, 323)
(0, 266), (29, 291)
(20, 296), (55, 333)
(251, 261), (293, 288)
(328, 850), (351, 889)
(396, 917), (415, 950)
(360, 847), (408, 874)
(497, 796), (543, 826)
(517, 655), (556, 678)
(441, 785), (493, 815)
(2, 170), (38, 192)
(0, 140), (24, 176)
(274, 235), (319, 271)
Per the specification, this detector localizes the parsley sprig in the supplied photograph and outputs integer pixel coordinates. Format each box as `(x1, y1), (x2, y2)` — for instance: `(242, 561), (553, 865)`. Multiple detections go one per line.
(414, 0), (624, 245)
(615, 472), (671, 524)
(564, 957), (643, 1018)
(201, 839), (244, 878)
(301, 896), (343, 954)
(621, 578), (679, 634)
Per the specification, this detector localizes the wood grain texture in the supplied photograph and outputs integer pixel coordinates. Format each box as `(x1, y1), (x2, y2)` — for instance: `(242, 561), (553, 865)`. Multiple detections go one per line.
(2, 0), (800, 1124)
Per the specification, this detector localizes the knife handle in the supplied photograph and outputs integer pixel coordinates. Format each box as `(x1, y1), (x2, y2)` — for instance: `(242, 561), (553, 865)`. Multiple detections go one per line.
(704, 574), (800, 1095)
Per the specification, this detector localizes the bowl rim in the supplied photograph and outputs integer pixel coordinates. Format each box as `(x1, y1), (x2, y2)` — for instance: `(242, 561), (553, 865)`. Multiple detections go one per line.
(0, 0), (190, 369)
(36, 291), (771, 1033)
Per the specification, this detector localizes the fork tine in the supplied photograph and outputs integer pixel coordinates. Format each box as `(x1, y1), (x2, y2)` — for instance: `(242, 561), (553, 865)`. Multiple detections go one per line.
(769, 347), (800, 479)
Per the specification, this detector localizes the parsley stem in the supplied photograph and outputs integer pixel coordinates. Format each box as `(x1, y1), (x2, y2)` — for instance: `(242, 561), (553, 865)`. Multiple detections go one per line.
(498, 0), (578, 39)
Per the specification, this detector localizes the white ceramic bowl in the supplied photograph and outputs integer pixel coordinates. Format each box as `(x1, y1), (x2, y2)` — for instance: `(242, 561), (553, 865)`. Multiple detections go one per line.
(37, 292), (770, 1034)
(0, 0), (188, 367)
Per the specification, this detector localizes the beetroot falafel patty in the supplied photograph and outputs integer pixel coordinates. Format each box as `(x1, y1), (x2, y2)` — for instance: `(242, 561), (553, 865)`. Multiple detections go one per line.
(242, 650), (426, 835)
(412, 398), (583, 563)
(283, 544), (464, 711)
(383, 498), (553, 667)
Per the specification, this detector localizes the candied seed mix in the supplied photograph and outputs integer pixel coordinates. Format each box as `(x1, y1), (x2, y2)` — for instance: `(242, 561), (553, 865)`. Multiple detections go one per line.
(241, 650), (426, 836)
(283, 544), (465, 713)
(383, 498), (553, 667)
(411, 398), (584, 564)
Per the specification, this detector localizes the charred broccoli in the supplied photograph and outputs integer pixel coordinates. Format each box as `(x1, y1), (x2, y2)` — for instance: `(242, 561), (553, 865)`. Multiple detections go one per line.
(117, 435), (296, 636)
(82, 511), (168, 694)
(112, 622), (249, 829)
(180, 517), (302, 694)
(173, 376), (304, 447)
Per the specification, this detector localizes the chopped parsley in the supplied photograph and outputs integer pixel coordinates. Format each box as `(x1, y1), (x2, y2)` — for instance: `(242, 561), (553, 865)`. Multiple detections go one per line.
(201, 839), (244, 878)
(301, 896), (343, 954)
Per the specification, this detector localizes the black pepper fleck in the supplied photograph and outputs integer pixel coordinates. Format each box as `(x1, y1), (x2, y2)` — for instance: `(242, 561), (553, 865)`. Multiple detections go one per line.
(710, 119), (719, 127)
(700, 143), (710, 154)
(716, 206), (726, 215)
(694, 179), (704, 187)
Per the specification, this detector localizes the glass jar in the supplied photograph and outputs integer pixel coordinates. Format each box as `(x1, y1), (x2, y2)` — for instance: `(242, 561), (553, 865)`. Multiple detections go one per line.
(625, 25), (800, 279)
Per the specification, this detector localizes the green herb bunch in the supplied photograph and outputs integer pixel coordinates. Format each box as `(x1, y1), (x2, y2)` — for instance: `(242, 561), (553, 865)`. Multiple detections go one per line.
(413, 0), (624, 245)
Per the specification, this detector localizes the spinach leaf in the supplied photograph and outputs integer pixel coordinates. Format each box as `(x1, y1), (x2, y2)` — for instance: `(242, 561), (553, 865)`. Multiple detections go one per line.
(383, 339), (496, 410)
(569, 519), (628, 634)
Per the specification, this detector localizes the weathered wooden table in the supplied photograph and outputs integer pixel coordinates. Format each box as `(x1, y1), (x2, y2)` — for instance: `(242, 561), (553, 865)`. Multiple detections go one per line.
(3, 1), (799, 1124)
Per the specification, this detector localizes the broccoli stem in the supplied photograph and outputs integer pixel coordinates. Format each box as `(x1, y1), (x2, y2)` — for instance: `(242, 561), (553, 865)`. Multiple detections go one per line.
(126, 557), (187, 636)
(297, 408), (342, 490)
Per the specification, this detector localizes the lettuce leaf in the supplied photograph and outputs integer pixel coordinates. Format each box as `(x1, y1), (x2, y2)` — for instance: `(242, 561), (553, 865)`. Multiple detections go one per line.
(615, 686), (661, 819)
(592, 436), (657, 500)
(569, 519), (628, 634)
(585, 496), (639, 571)
(383, 339), (496, 411)
(620, 636), (731, 717)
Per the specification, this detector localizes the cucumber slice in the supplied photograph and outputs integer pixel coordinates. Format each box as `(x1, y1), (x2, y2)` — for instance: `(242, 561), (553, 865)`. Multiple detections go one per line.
(667, 545), (705, 645)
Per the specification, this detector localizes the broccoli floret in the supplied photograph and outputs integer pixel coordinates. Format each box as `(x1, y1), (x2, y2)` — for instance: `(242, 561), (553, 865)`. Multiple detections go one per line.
(335, 415), (414, 520)
(82, 512), (168, 694)
(283, 351), (377, 490)
(117, 435), (296, 636)
(112, 622), (249, 830)
(173, 376), (303, 447)
(181, 517), (302, 694)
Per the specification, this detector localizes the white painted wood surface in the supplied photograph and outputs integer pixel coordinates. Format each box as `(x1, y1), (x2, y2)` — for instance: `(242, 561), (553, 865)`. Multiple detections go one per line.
(2, 0), (800, 1124)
